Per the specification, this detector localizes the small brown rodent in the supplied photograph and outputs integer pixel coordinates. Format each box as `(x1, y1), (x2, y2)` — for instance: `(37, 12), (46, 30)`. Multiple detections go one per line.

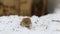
(20, 18), (32, 29)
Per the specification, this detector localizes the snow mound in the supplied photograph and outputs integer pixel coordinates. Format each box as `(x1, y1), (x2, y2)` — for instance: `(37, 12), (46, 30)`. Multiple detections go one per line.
(0, 14), (60, 34)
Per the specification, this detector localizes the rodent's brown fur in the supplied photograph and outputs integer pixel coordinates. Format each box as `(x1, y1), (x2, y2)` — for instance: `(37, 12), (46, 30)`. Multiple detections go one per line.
(20, 18), (32, 29)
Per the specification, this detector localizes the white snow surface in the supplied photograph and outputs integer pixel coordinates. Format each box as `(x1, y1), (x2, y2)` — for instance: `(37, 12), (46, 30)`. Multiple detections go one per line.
(0, 13), (60, 34)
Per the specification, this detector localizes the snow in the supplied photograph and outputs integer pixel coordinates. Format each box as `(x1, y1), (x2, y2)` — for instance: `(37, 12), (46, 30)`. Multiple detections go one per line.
(0, 13), (60, 34)
(0, 9), (60, 34)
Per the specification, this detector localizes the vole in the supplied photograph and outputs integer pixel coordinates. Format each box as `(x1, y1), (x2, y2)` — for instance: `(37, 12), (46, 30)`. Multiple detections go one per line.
(20, 18), (32, 29)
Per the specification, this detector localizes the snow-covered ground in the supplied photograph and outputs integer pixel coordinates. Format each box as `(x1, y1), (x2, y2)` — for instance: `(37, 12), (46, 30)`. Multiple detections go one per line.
(0, 13), (60, 34)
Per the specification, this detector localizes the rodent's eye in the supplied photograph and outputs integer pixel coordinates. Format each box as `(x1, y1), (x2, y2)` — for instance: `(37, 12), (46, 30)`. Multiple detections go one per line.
(25, 22), (28, 24)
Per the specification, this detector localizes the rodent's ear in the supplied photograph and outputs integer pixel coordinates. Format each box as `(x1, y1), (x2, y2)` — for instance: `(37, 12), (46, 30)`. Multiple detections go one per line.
(0, 2), (2, 5)
(0, 2), (5, 7)
(0, 2), (4, 7)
